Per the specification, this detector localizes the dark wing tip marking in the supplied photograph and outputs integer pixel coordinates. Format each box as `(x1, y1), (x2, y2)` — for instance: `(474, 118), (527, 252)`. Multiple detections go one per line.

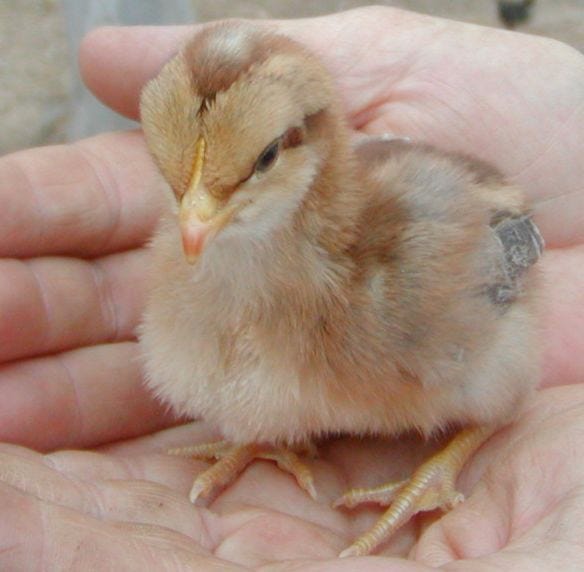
(487, 213), (544, 307)
(492, 214), (544, 278)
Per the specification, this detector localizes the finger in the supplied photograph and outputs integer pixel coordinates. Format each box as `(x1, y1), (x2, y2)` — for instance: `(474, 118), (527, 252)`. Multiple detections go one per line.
(0, 248), (148, 363)
(0, 342), (175, 451)
(81, 25), (194, 121)
(79, 9), (424, 122)
(540, 246), (584, 388)
(534, 188), (584, 254)
(0, 130), (164, 258)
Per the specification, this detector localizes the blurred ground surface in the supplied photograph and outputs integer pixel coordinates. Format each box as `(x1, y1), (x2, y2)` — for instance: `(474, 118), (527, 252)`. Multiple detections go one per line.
(1, 0), (582, 154)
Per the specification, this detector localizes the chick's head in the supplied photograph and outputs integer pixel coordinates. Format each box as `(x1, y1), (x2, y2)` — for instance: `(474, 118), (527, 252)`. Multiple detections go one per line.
(140, 23), (339, 261)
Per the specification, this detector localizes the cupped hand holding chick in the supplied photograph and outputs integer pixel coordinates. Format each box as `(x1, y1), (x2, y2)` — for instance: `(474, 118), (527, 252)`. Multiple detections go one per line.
(0, 7), (582, 569)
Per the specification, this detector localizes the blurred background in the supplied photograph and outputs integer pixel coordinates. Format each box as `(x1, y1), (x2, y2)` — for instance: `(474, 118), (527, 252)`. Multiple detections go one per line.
(1, 0), (582, 154)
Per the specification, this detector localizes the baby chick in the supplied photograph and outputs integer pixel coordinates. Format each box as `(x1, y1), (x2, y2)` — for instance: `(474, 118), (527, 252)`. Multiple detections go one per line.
(139, 22), (543, 557)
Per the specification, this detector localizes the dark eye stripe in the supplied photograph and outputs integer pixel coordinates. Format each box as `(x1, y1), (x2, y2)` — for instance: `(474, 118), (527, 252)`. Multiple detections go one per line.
(282, 126), (304, 149)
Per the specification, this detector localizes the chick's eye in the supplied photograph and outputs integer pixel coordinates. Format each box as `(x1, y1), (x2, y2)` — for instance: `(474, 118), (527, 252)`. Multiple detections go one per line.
(255, 139), (281, 174)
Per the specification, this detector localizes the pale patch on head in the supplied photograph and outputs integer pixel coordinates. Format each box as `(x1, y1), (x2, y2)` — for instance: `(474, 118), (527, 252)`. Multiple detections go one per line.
(205, 25), (253, 65)
(367, 269), (386, 305)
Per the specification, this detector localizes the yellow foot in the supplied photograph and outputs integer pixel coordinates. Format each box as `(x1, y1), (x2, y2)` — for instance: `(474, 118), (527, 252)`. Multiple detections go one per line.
(169, 441), (317, 505)
(336, 426), (494, 557)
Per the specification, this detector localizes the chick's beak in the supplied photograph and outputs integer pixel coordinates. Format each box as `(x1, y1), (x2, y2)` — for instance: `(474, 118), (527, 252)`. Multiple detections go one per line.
(179, 138), (219, 263)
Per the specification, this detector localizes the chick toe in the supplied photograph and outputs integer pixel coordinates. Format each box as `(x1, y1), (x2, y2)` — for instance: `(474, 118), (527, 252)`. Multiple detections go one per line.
(170, 441), (317, 504)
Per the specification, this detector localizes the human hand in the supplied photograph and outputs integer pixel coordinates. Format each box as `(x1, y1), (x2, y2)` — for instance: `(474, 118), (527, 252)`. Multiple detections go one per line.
(0, 8), (582, 567)
(1, 385), (584, 569)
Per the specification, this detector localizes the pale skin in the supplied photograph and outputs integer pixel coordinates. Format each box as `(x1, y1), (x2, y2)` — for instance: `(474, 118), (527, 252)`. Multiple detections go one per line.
(0, 6), (582, 570)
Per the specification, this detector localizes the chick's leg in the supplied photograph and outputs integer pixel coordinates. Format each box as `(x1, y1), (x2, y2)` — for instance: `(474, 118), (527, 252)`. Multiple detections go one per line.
(336, 426), (494, 558)
(169, 441), (317, 505)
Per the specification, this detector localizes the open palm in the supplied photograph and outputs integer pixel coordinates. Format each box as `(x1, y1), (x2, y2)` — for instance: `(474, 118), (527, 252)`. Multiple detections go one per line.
(0, 7), (582, 569)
